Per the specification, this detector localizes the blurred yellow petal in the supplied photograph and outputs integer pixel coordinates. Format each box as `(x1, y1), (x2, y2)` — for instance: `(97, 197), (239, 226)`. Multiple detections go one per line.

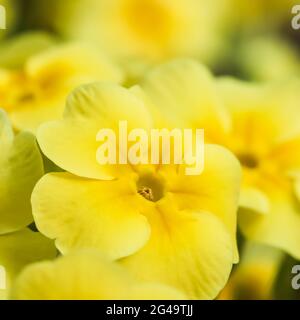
(140, 59), (231, 140)
(25, 43), (123, 86)
(11, 249), (186, 300)
(0, 43), (123, 133)
(219, 242), (284, 300)
(121, 197), (234, 300)
(0, 110), (44, 234)
(51, 0), (229, 66)
(294, 180), (300, 202)
(217, 78), (300, 152)
(239, 187), (270, 215)
(37, 83), (153, 180)
(239, 180), (300, 260)
(269, 137), (300, 176)
(0, 228), (56, 299)
(0, 31), (56, 69)
(32, 172), (151, 259)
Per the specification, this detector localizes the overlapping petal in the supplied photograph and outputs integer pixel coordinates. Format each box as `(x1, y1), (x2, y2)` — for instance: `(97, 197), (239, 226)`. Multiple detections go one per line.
(37, 83), (153, 180)
(121, 197), (234, 299)
(0, 110), (44, 234)
(11, 250), (186, 300)
(0, 228), (56, 299)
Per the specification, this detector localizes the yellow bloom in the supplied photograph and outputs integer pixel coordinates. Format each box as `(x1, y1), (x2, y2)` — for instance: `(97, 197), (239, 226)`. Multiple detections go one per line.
(216, 78), (300, 259)
(32, 67), (241, 299)
(11, 249), (186, 300)
(137, 59), (300, 259)
(0, 228), (56, 300)
(0, 43), (123, 133)
(50, 0), (229, 67)
(219, 242), (283, 300)
(0, 109), (44, 234)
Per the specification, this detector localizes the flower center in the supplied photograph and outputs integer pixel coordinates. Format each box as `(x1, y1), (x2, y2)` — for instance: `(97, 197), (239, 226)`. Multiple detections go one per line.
(237, 153), (259, 169)
(137, 173), (165, 202)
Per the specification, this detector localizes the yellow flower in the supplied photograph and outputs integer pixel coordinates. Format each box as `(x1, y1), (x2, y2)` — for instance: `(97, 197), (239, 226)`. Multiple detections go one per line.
(216, 78), (300, 259)
(11, 249), (186, 300)
(0, 109), (44, 234)
(32, 66), (241, 299)
(0, 43), (123, 133)
(0, 228), (56, 300)
(219, 242), (283, 300)
(50, 0), (229, 67)
(137, 59), (300, 259)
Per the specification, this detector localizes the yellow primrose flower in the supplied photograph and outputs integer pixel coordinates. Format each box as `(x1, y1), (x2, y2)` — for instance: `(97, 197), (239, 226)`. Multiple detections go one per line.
(215, 78), (300, 259)
(0, 109), (44, 234)
(0, 228), (56, 300)
(137, 59), (300, 259)
(219, 242), (283, 300)
(0, 43), (123, 133)
(32, 69), (241, 299)
(11, 249), (186, 300)
(50, 0), (229, 67)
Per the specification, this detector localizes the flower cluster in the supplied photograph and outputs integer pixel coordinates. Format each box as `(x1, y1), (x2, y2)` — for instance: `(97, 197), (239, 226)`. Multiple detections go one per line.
(0, 0), (300, 300)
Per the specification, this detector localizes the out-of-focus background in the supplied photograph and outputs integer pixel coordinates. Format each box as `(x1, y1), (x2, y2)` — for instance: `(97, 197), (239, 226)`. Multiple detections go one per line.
(1, 0), (300, 300)
(2, 0), (300, 82)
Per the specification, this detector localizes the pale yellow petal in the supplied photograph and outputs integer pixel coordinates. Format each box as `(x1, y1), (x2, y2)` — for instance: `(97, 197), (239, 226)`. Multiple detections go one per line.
(11, 249), (186, 300)
(0, 110), (44, 234)
(121, 198), (234, 300)
(140, 59), (231, 141)
(37, 83), (153, 180)
(0, 228), (56, 299)
(239, 180), (300, 260)
(31, 172), (151, 259)
(161, 144), (241, 262)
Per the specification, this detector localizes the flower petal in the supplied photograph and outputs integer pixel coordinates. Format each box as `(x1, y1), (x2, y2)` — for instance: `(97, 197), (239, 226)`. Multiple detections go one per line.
(37, 83), (153, 180)
(0, 110), (44, 234)
(239, 179), (300, 260)
(239, 187), (270, 215)
(11, 249), (186, 300)
(217, 78), (300, 152)
(121, 197), (234, 300)
(161, 144), (241, 262)
(140, 59), (231, 140)
(0, 228), (56, 299)
(31, 172), (151, 259)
